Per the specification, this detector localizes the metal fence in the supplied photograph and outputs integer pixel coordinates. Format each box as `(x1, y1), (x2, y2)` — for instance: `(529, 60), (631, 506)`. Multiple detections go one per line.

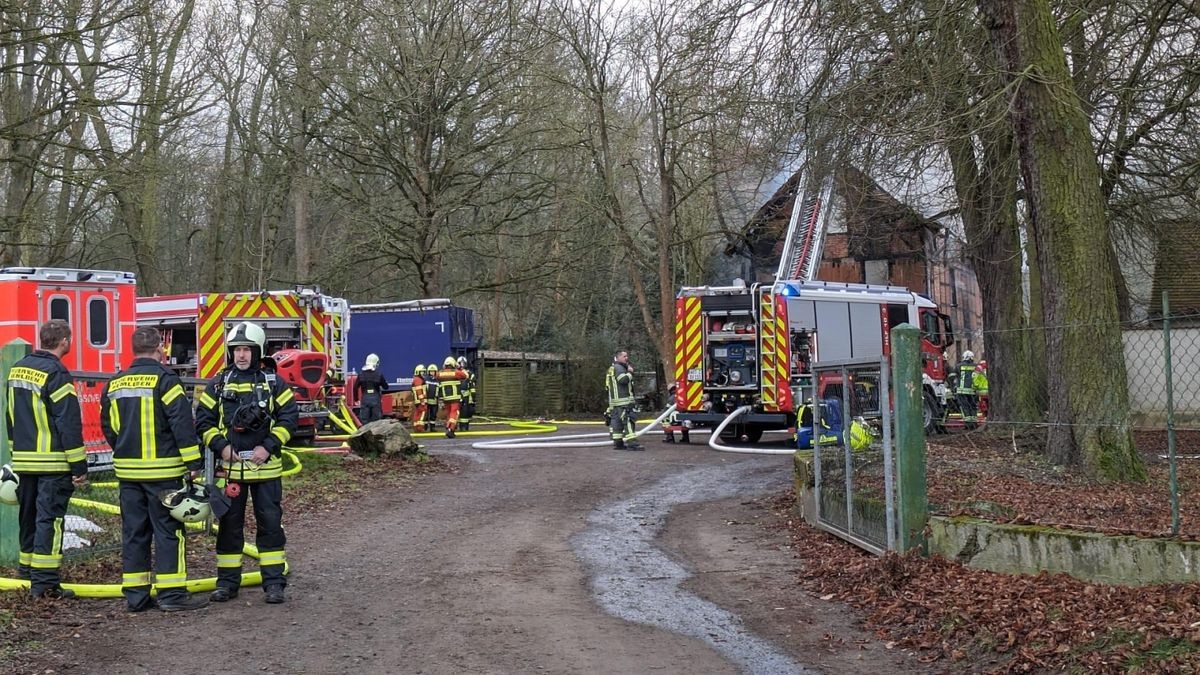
(810, 357), (896, 553)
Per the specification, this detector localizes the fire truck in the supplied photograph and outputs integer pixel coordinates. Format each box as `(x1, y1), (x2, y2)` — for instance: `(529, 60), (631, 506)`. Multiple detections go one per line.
(136, 288), (351, 443)
(672, 279), (955, 441)
(0, 267), (139, 470)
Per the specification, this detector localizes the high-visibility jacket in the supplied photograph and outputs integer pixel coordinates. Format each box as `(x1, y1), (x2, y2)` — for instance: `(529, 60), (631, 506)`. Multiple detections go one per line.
(956, 361), (977, 395)
(436, 368), (465, 401)
(412, 375), (427, 404)
(195, 366), (299, 482)
(100, 357), (203, 481)
(5, 350), (85, 476)
(606, 362), (634, 407)
(462, 371), (476, 404)
(974, 370), (989, 395)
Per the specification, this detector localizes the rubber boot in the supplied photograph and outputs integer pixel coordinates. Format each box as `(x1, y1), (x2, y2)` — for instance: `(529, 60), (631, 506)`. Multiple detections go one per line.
(664, 432), (676, 443)
(613, 439), (626, 450)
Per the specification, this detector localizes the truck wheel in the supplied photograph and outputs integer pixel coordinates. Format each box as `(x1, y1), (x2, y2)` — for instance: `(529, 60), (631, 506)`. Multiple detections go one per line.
(923, 393), (941, 435)
(719, 425), (763, 444)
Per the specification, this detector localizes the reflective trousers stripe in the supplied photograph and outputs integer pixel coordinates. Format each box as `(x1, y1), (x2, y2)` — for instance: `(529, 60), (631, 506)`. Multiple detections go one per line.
(217, 553), (244, 568)
(123, 571), (152, 587)
(258, 550), (287, 567)
(31, 553), (63, 569)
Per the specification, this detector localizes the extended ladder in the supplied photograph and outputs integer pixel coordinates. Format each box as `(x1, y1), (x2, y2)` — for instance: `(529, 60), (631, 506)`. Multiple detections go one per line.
(774, 176), (835, 282)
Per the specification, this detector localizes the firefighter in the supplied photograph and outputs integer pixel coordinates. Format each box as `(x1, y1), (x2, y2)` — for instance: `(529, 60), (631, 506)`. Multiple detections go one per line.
(955, 350), (978, 429)
(457, 356), (476, 431)
(436, 356), (467, 438)
(663, 384), (689, 444)
(411, 364), (429, 432)
(355, 353), (388, 424)
(425, 363), (440, 432)
(100, 326), (208, 612)
(606, 350), (641, 450)
(196, 322), (298, 605)
(974, 360), (990, 419)
(5, 319), (87, 598)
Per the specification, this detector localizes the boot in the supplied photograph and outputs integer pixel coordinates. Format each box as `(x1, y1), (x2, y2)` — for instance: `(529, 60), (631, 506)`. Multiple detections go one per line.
(680, 431), (690, 444)
(159, 594), (209, 612)
(446, 429), (456, 439)
(664, 432), (676, 443)
(613, 439), (626, 450)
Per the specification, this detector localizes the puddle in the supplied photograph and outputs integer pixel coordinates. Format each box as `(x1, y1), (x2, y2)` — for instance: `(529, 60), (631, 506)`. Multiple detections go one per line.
(572, 462), (812, 674)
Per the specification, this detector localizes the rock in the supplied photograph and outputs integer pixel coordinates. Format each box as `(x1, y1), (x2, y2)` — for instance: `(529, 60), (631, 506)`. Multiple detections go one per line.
(346, 418), (422, 459)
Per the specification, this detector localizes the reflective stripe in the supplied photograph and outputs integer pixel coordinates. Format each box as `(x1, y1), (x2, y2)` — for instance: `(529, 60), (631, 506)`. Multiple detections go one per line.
(10, 451), (71, 474)
(220, 457), (283, 481)
(217, 553), (243, 568)
(162, 385), (185, 405)
(18, 551), (31, 566)
(49, 383), (76, 402)
(64, 446), (85, 463)
(108, 401), (121, 434)
(270, 426), (291, 445)
(258, 550), (287, 567)
(33, 394), (50, 454)
(107, 388), (153, 399)
(179, 444), (201, 465)
(31, 553), (62, 569)
(201, 428), (222, 445)
(113, 456), (188, 480)
(123, 571), (152, 587)
(275, 388), (294, 406)
(8, 379), (43, 394)
(141, 396), (154, 461)
(199, 391), (217, 408)
(52, 516), (63, 556)
(155, 573), (187, 589)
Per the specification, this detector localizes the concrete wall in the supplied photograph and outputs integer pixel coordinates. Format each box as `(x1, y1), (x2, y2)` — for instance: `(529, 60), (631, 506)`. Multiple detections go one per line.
(930, 516), (1200, 586)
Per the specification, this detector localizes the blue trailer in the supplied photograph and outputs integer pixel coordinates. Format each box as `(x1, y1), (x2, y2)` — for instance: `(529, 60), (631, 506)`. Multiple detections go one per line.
(346, 299), (480, 392)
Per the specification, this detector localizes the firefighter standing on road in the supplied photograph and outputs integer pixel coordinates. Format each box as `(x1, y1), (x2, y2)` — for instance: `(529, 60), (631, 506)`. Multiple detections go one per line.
(457, 356), (476, 431)
(100, 326), (208, 612)
(196, 322), (298, 605)
(5, 320), (87, 599)
(956, 350), (979, 429)
(425, 363), (440, 432)
(436, 356), (467, 438)
(606, 350), (642, 451)
(355, 353), (388, 424)
(411, 364), (429, 432)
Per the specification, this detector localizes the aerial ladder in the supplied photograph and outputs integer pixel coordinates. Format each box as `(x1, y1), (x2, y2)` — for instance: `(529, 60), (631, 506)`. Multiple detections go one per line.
(774, 175), (835, 283)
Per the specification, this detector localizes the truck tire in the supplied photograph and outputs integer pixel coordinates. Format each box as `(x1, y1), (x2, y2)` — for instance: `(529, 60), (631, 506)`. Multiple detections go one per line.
(923, 392), (941, 435)
(719, 425), (763, 444)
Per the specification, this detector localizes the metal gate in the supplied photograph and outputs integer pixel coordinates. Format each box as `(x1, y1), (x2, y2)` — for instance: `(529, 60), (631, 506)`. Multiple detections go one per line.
(808, 357), (897, 554)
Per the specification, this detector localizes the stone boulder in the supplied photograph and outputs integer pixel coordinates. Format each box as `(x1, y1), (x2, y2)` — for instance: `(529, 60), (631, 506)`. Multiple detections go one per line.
(346, 418), (421, 459)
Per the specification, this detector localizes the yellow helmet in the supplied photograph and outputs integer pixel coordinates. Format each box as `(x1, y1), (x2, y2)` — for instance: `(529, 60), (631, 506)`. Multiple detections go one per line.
(414, 364), (426, 377)
(426, 364), (439, 375)
(443, 356), (457, 369)
(849, 419), (874, 452)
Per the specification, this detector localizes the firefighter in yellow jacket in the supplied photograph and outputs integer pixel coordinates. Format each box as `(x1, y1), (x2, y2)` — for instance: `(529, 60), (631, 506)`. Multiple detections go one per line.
(456, 356), (476, 431)
(606, 350), (642, 450)
(5, 319), (87, 598)
(411, 364), (429, 432)
(100, 326), (208, 612)
(196, 322), (298, 605)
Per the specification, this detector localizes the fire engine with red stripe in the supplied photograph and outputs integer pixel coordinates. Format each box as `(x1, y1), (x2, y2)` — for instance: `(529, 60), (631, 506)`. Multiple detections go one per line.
(136, 288), (350, 444)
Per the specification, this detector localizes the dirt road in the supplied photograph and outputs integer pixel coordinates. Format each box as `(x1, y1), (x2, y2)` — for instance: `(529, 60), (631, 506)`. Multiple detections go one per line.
(51, 428), (923, 674)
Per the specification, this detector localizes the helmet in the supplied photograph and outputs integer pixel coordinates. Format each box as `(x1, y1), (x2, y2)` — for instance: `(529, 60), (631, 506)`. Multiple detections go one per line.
(426, 364), (439, 377)
(456, 356), (468, 369)
(226, 322), (267, 367)
(414, 364), (426, 377)
(364, 353), (380, 371)
(159, 481), (211, 523)
(443, 356), (457, 369)
(962, 350), (974, 361)
(0, 464), (18, 506)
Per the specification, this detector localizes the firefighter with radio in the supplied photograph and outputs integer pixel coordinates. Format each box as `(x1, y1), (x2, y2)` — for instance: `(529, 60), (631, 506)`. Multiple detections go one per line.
(457, 356), (476, 431)
(100, 326), (209, 612)
(411, 364), (429, 432)
(606, 350), (641, 450)
(355, 353), (388, 424)
(196, 321), (298, 605)
(436, 356), (467, 438)
(5, 319), (87, 599)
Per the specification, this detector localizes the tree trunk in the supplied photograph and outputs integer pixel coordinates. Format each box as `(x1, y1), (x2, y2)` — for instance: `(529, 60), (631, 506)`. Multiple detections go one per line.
(977, 0), (1142, 480)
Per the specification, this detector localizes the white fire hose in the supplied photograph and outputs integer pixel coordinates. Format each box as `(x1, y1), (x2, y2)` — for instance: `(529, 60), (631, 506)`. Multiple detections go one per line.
(707, 405), (797, 455)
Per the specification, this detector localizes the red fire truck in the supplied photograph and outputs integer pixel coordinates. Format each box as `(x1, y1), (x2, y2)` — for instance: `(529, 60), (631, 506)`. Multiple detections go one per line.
(672, 279), (955, 440)
(136, 288), (350, 443)
(0, 267), (139, 470)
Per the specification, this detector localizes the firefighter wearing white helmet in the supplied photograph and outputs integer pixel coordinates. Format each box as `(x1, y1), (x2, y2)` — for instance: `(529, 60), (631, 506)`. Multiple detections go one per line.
(196, 320), (298, 605)
(100, 326), (209, 612)
(435, 356), (467, 438)
(0, 464), (18, 506)
(6, 319), (86, 599)
(955, 349), (979, 429)
(355, 353), (389, 424)
(456, 356), (477, 431)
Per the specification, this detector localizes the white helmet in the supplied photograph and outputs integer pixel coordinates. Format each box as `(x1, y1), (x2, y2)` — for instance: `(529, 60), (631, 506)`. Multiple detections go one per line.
(226, 321), (267, 366)
(962, 350), (975, 361)
(364, 353), (380, 371)
(160, 481), (211, 523)
(456, 356), (468, 369)
(0, 464), (18, 506)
